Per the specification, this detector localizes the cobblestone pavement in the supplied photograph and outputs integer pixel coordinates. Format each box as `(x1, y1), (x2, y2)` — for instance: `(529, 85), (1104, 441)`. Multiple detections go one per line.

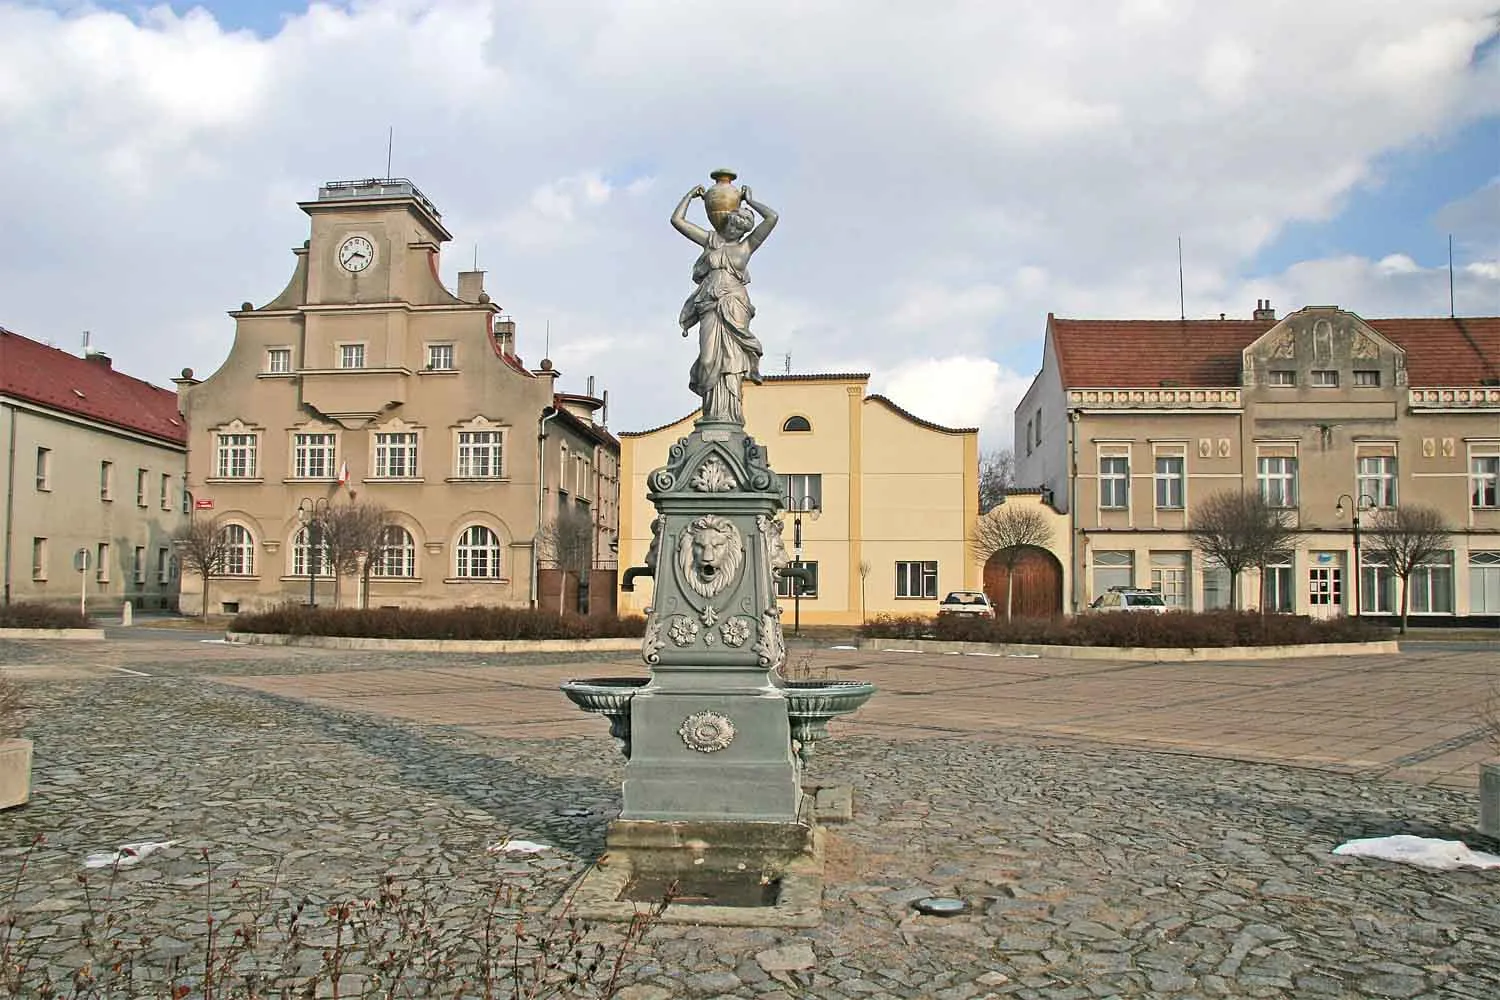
(0, 635), (1497, 999)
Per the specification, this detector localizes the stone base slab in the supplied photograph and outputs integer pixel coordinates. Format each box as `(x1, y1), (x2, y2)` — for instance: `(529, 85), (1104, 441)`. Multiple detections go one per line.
(565, 823), (825, 928)
(0, 628), (105, 641)
(812, 784), (853, 823)
(225, 633), (639, 653)
(0, 739), (33, 810)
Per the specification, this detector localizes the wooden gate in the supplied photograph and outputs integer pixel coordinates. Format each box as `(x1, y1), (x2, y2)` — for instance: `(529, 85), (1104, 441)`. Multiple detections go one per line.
(983, 545), (1064, 618)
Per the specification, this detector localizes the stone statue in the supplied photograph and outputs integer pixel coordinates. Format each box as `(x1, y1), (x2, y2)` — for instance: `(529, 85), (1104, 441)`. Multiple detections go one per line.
(672, 170), (779, 425)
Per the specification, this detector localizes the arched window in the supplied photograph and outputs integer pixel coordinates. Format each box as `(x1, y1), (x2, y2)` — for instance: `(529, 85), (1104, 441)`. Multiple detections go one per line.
(456, 525), (503, 578)
(782, 415), (812, 432)
(219, 524), (256, 576)
(372, 526), (416, 578)
(291, 526), (330, 577)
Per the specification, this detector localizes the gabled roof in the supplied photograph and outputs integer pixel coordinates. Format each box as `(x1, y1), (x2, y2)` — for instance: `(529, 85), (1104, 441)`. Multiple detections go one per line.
(0, 326), (187, 446)
(1049, 313), (1500, 388)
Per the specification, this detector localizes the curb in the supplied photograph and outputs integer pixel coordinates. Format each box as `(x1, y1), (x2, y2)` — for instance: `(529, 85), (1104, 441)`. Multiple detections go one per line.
(224, 632), (641, 654)
(858, 636), (1401, 661)
(0, 627), (106, 641)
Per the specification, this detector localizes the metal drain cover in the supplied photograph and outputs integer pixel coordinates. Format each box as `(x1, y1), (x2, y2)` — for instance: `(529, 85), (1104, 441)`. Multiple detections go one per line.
(912, 896), (968, 916)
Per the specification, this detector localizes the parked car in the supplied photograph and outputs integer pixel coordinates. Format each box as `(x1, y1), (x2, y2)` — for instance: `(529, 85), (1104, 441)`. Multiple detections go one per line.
(937, 590), (997, 618)
(1088, 588), (1169, 613)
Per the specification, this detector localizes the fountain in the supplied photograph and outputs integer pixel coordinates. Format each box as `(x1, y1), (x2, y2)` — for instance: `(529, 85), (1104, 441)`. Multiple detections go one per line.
(560, 171), (875, 925)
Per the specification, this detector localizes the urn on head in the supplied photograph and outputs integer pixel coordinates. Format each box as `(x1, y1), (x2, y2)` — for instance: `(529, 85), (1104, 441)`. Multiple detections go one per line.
(704, 168), (743, 236)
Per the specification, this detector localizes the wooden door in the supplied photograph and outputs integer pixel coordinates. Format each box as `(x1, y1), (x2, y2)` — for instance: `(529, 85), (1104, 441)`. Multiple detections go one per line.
(983, 546), (1064, 618)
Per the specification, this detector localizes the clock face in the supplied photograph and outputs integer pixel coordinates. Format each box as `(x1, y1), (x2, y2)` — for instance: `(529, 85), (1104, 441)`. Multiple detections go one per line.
(337, 235), (374, 273)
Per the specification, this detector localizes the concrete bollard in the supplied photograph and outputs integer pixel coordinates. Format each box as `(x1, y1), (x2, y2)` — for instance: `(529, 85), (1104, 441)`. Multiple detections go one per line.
(121, 601), (133, 627)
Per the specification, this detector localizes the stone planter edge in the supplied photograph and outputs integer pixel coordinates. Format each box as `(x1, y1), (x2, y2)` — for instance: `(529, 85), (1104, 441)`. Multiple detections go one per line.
(0, 627), (106, 641)
(858, 636), (1401, 661)
(224, 632), (641, 654)
(1480, 760), (1499, 841)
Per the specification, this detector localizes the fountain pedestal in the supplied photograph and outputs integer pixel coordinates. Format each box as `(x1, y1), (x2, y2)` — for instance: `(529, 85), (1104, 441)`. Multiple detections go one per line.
(618, 420), (801, 825)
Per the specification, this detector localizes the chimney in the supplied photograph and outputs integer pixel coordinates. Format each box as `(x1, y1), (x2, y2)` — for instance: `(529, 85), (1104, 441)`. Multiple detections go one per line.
(1253, 298), (1277, 321)
(601, 389), (609, 427)
(85, 352), (112, 369)
(457, 270), (485, 302)
(493, 315), (516, 356)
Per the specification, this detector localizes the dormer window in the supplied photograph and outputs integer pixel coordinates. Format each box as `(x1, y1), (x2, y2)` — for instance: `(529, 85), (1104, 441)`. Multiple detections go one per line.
(782, 415), (812, 432)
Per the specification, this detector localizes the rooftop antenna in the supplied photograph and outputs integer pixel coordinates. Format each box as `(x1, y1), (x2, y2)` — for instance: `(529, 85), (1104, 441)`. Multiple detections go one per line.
(473, 243), (479, 270)
(81, 330), (91, 355)
(385, 126), (393, 178)
(1448, 234), (1456, 318)
(783, 352), (791, 374)
(1177, 236), (1186, 321)
(545, 320), (551, 358)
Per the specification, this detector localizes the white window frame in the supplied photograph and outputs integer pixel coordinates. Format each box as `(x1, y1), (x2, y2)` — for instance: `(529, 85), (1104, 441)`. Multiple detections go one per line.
(894, 560), (939, 599)
(293, 432), (338, 480)
(1267, 370), (1296, 387)
(157, 547), (170, 585)
(425, 343), (455, 371)
(456, 428), (506, 479)
(215, 432), (259, 479)
(1149, 551), (1190, 608)
(31, 537), (46, 581)
(1357, 455), (1397, 509)
(338, 343), (367, 369)
(159, 472), (171, 510)
(220, 524), (255, 576)
(456, 525), (504, 579)
(266, 347), (293, 374)
(373, 432), (419, 479)
(1099, 456), (1129, 509)
(1469, 551), (1500, 614)
(1408, 552), (1454, 615)
(1471, 455), (1499, 509)
(1261, 555), (1294, 613)
(1310, 370), (1339, 388)
(291, 526), (330, 578)
(136, 468), (148, 508)
(100, 460), (113, 501)
(35, 447), (50, 491)
(1092, 550), (1134, 596)
(133, 546), (145, 584)
(96, 542), (110, 583)
(1257, 455), (1298, 508)
(1359, 553), (1396, 614)
(783, 473), (823, 512)
(1154, 455), (1184, 510)
(372, 526), (417, 578)
(1353, 370), (1381, 387)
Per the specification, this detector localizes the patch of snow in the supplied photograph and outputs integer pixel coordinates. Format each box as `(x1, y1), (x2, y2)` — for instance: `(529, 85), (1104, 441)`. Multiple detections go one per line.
(488, 839), (550, 855)
(828, 645), (858, 650)
(1333, 835), (1500, 871)
(1006, 653), (1041, 658)
(83, 840), (179, 870)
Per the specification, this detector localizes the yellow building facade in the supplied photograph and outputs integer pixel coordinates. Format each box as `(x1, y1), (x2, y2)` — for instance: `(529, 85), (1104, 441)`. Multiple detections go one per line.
(618, 374), (979, 624)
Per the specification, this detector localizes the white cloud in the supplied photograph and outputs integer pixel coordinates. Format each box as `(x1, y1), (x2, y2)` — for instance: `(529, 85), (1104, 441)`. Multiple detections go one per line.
(873, 357), (1034, 447)
(0, 0), (1495, 454)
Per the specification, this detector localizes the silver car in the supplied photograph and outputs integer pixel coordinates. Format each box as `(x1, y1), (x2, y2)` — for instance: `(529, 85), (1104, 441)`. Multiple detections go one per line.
(1088, 588), (1169, 613)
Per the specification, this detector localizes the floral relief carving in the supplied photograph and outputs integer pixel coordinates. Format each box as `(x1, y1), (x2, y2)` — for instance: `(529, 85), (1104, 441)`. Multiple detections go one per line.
(679, 711), (735, 753)
(667, 615), (700, 647)
(720, 617), (753, 647)
(690, 455), (737, 492)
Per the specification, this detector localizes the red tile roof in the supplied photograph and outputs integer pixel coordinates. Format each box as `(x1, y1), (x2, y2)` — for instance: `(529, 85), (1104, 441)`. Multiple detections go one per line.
(0, 327), (187, 446)
(1049, 313), (1500, 388)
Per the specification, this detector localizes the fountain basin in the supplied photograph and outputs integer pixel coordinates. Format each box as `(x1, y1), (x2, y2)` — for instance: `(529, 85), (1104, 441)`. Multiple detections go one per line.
(780, 679), (877, 765)
(561, 677), (650, 758)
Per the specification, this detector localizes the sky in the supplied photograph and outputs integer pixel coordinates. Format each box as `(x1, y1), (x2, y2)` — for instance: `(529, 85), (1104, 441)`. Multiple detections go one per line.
(1, 0), (1497, 452)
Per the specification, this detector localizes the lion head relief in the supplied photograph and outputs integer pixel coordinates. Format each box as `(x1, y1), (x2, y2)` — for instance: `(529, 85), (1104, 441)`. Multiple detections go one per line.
(677, 514), (745, 600)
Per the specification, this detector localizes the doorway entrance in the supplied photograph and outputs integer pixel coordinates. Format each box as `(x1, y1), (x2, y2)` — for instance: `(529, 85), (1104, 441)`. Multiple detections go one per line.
(1308, 553), (1344, 619)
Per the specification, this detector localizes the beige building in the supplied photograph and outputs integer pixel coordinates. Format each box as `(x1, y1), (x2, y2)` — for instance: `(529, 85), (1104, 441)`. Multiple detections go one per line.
(178, 178), (618, 614)
(1, 327), (187, 612)
(1015, 303), (1500, 621)
(618, 374), (980, 625)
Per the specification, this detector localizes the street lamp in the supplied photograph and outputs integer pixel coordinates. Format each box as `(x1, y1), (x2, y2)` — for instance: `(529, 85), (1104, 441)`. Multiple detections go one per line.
(1335, 493), (1376, 617)
(297, 497), (329, 607)
(789, 495), (821, 636)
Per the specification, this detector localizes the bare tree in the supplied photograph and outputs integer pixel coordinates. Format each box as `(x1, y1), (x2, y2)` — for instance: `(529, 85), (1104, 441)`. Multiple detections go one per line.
(968, 503), (1054, 620)
(1187, 491), (1296, 611)
(319, 502), (392, 609)
(1362, 504), (1451, 634)
(858, 559), (872, 622)
(978, 448), (1015, 514)
(536, 506), (594, 614)
(172, 518), (231, 618)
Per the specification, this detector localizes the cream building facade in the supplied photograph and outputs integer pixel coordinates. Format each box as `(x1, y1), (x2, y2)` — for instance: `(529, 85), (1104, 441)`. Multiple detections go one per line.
(618, 374), (979, 625)
(2, 328), (187, 612)
(178, 178), (618, 614)
(1015, 303), (1500, 622)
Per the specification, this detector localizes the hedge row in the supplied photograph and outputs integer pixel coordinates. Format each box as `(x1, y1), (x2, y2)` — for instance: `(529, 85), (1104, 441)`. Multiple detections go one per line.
(0, 602), (92, 630)
(860, 610), (1389, 648)
(228, 604), (647, 641)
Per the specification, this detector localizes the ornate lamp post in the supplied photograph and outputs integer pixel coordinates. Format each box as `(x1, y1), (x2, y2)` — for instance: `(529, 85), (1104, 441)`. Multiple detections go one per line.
(297, 497), (329, 607)
(790, 495), (821, 635)
(1335, 493), (1376, 616)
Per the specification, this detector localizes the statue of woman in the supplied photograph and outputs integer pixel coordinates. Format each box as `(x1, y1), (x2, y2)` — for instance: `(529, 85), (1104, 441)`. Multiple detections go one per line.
(672, 183), (778, 424)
